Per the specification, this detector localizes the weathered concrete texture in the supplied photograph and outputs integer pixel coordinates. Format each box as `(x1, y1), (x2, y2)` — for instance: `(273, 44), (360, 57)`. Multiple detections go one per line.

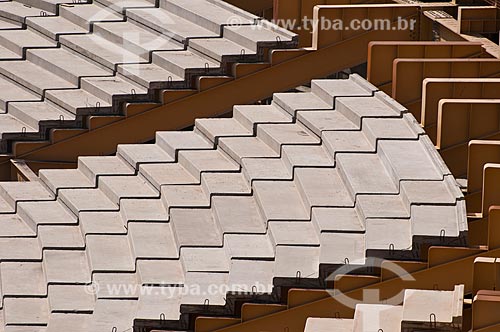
(0, 0), (297, 152)
(0, 76), (466, 330)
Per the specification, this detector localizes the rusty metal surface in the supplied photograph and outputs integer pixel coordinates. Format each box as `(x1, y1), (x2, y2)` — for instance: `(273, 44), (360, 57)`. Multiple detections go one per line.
(367, 41), (486, 93)
(392, 58), (500, 121)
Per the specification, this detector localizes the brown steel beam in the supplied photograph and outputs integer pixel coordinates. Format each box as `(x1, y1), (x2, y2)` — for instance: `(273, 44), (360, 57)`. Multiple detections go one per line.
(458, 6), (500, 34)
(473, 257), (500, 297)
(392, 59), (500, 122)
(424, 10), (500, 58)
(473, 290), (500, 330)
(466, 141), (500, 215)
(273, 0), (391, 47)
(437, 99), (500, 150)
(421, 78), (500, 144)
(437, 99), (500, 178)
(366, 41), (486, 94)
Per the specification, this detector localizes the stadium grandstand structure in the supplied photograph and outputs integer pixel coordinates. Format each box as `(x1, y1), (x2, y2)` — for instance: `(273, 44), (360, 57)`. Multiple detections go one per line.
(0, 0), (498, 332)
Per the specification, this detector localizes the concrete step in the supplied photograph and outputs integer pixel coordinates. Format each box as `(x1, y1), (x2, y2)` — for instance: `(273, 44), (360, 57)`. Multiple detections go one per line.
(58, 188), (117, 214)
(139, 162), (198, 191)
(126, 7), (218, 44)
(38, 225), (85, 250)
(16, 0), (87, 13)
(152, 50), (221, 80)
(94, 0), (156, 13)
(0, 75), (40, 112)
(43, 249), (91, 284)
(3, 297), (49, 326)
(80, 211), (127, 236)
(311, 75), (377, 108)
(336, 153), (399, 197)
(45, 88), (112, 115)
(188, 37), (256, 63)
(155, 131), (212, 159)
(233, 104), (292, 132)
(0, 43), (20, 60)
(294, 167), (354, 210)
(46, 313), (92, 332)
(128, 222), (178, 260)
(223, 24), (298, 53)
(241, 157), (291, 183)
(0, 16), (22, 30)
(219, 136), (278, 162)
(0, 262), (46, 297)
(169, 208), (222, 247)
(195, 118), (252, 143)
(60, 34), (147, 71)
(0, 214), (36, 237)
(80, 75), (148, 105)
(92, 21), (184, 56)
(59, 3), (122, 29)
(224, 234), (274, 260)
(161, 185), (210, 211)
(47, 285), (95, 314)
(256, 123), (320, 154)
(137, 260), (183, 286)
(178, 149), (239, 180)
(0, 60), (75, 95)
(26, 47), (111, 85)
(117, 63), (184, 89)
(200, 171), (250, 196)
(78, 155), (134, 182)
(274, 245), (320, 278)
(0, 181), (54, 210)
(8, 100), (78, 132)
(354, 304), (404, 331)
(181, 247), (229, 273)
(281, 144), (332, 172)
(228, 259), (275, 294)
(17, 200), (78, 232)
(120, 198), (168, 223)
(272, 91), (332, 117)
(212, 195), (266, 234)
(0, 113), (37, 150)
(86, 235), (135, 273)
(378, 138), (445, 183)
(0, 28), (56, 56)
(269, 221), (319, 247)
(26, 15), (87, 40)
(253, 180), (309, 222)
(0, 1), (54, 23)
(117, 143), (174, 169)
(160, 0), (255, 34)
(98, 175), (158, 204)
(335, 93), (403, 128)
(39, 168), (94, 193)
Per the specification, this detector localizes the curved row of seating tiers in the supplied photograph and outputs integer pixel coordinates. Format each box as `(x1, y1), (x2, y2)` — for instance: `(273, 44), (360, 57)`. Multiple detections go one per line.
(0, 0), (297, 153)
(0, 75), (466, 331)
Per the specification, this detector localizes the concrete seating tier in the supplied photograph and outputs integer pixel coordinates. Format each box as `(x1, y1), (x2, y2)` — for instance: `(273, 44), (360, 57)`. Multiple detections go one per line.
(0, 0), (297, 153)
(0, 76), (466, 331)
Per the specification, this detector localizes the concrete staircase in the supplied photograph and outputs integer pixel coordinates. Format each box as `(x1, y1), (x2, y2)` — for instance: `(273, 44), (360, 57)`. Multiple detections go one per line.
(0, 75), (466, 331)
(0, 0), (297, 153)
